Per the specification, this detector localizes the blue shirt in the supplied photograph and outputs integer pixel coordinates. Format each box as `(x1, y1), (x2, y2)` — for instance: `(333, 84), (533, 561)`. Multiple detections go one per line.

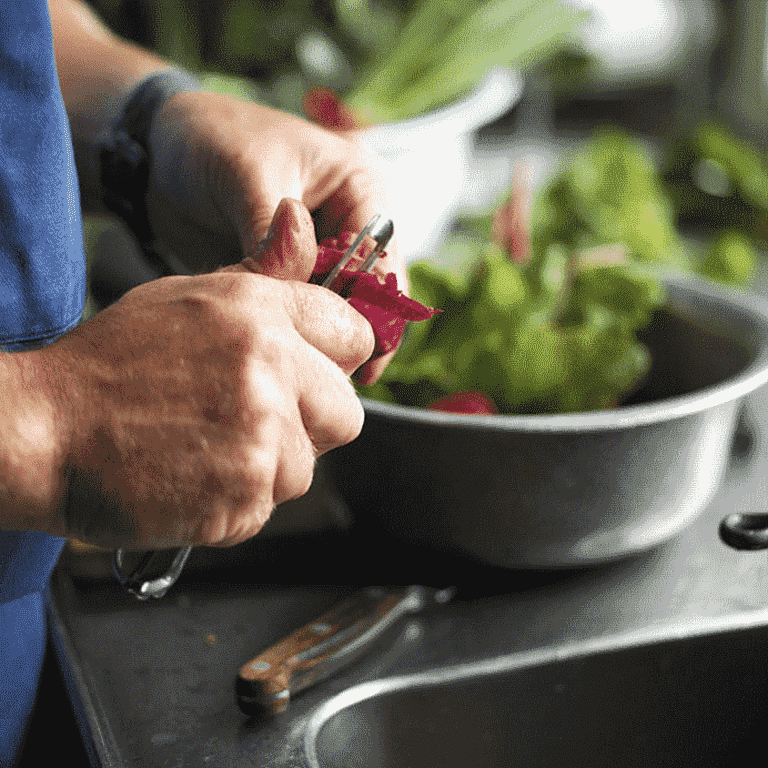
(0, 1), (86, 764)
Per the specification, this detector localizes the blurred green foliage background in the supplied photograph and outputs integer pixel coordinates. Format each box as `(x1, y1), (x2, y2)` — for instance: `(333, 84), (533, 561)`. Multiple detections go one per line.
(82, 1), (768, 301)
(88, 0), (420, 114)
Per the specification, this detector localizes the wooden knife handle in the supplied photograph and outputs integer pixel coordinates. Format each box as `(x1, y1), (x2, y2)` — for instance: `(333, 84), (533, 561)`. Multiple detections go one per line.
(235, 586), (427, 716)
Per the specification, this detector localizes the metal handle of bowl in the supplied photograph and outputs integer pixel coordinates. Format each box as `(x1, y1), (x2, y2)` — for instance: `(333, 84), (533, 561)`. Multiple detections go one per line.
(719, 513), (768, 551)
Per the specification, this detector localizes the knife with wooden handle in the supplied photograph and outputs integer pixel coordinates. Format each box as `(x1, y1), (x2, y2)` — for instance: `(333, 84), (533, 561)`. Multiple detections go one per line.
(235, 585), (452, 716)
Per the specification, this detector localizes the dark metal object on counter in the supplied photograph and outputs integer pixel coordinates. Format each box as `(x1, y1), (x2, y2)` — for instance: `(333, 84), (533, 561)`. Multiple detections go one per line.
(236, 585), (454, 716)
(112, 214), (395, 600)
(47, 461), (768, 768)
(112, 545), (193, 600)
(306, 618), (768, 768)
(719, 513), (768, 551)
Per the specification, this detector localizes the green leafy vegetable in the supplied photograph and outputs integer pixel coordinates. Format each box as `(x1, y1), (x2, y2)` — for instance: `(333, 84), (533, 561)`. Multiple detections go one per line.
(693, 122), (768, 213)
(361, 127), (765, 416)
(365, 253), (665, 414)
(528, 126), (762, 285)
(332, 0), (408, 58)
(531, 128), (691, 269)
(362, 230), (666, 415)
(340, 0), (589, 124)
(700, 230), (758, 287)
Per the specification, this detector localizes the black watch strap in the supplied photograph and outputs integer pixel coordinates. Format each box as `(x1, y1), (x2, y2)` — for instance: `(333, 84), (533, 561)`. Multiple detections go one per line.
(100, 70), (201, 275)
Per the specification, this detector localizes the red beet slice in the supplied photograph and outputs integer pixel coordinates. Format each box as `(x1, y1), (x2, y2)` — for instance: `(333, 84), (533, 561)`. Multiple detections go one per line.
(428, 391), (498, 415)
(311, 235), (440, 359)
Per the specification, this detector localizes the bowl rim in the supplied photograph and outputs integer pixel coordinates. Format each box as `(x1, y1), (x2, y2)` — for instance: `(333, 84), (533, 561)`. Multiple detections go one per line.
(361, 271), (768, 433)
(362, 67), (525, 145)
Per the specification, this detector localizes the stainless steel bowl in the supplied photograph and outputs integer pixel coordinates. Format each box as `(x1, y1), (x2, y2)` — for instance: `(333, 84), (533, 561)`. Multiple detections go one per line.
(325, 272), (768, 568)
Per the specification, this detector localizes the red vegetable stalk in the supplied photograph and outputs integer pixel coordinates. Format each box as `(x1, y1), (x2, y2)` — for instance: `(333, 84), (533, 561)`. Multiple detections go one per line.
(492, 163), (532, 265)
(303, 88), (363, 131)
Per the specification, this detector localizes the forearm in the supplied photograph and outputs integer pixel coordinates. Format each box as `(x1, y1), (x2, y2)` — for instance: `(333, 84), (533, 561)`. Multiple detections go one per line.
(0, 350), (69, 534)
(48, 0), (169, 209)
(50, 0), (166, 134)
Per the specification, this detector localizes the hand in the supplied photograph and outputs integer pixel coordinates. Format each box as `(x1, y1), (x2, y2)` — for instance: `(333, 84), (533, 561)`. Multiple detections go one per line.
(145, 91), (406, 383)
(35, 202), (374, 549)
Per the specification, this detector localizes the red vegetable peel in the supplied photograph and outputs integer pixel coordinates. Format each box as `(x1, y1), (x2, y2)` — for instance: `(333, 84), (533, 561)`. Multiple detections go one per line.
(311, 234), (440, 359)
(428, 391), (498, 415)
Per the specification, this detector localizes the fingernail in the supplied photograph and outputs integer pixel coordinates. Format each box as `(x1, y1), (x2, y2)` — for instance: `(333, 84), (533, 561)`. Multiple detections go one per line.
(258, 199), (289, 250)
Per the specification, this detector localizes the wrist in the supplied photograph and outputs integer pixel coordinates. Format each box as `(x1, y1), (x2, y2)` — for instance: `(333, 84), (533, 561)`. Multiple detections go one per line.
(85, 70), (203, 272)
(0, 350), (71, 534)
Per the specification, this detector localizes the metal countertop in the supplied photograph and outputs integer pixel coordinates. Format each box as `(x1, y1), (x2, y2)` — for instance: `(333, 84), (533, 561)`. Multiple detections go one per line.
(48, 379), (768, 767)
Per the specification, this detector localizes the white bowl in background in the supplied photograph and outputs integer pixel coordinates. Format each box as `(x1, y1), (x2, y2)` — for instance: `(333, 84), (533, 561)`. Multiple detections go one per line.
(361, 67), (524, 262)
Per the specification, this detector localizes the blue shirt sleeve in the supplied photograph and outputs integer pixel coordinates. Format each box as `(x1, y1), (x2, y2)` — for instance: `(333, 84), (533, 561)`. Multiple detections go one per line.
(0, 1), (88, 764)
(0, 0), (86, 350)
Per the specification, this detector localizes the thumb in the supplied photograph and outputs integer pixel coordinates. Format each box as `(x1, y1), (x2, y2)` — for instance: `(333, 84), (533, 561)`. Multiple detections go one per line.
(226, 198), (318, 282)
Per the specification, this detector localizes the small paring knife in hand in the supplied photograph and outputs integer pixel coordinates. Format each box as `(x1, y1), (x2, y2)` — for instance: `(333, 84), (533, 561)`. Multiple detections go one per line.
(235, 585), (454, 717)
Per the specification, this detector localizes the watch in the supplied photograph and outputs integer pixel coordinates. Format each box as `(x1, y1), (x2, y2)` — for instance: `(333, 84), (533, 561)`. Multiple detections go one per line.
(99, 70), (201, 276)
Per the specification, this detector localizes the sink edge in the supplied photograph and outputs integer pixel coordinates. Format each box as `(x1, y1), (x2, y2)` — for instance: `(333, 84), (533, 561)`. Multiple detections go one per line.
(302, 607), (768, 768)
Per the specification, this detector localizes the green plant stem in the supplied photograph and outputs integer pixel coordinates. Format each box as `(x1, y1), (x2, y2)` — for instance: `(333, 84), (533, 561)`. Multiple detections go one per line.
(346, 0), (485, 120)
(349, 0), (587, 123)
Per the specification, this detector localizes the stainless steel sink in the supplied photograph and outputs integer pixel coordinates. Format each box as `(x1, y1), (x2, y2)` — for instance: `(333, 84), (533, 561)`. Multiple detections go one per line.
(305, 617), (768, 768)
